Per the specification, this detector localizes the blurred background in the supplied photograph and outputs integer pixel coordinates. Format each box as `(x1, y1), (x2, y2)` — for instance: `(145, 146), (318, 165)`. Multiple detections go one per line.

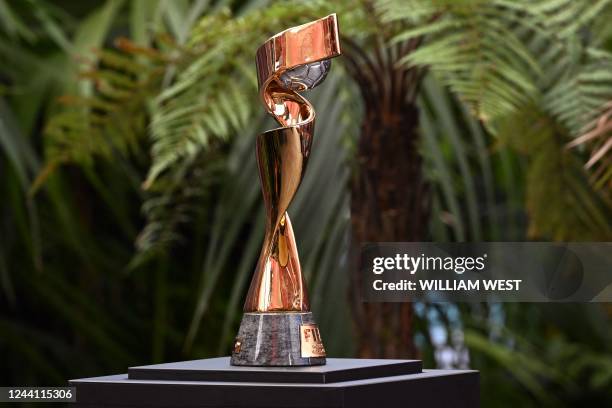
(1, 0), (611, 406)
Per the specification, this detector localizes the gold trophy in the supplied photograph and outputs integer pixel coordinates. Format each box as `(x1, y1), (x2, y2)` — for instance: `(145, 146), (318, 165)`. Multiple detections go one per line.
(231, 14), (341, 366)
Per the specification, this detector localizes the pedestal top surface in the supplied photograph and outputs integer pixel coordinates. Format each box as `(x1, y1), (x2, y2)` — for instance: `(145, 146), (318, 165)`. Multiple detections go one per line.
(128, 357), (422, 384)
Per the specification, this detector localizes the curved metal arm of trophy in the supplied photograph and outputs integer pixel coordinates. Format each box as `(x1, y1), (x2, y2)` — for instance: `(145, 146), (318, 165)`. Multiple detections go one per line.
(243, 14), (341, 313)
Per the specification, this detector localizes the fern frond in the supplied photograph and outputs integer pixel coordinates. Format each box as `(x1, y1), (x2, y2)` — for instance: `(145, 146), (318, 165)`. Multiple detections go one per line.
(380, 0), (612, 129)
(528, 0), (612, 38)
(33, 38), (168, 191)
(130, 151), (224, 267)
(542, 50), (612, 136)
(379, 0), (542, 122)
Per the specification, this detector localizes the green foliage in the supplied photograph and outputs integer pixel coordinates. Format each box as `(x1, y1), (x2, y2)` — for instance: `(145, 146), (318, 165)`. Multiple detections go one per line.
(36, 45), (167, 188)
(419, 75), (524, 241)
(379, 0), (612, 128)
(378, 0), (612, 239)
(378, 0), (542, 122)
(144, 8), (257, 187)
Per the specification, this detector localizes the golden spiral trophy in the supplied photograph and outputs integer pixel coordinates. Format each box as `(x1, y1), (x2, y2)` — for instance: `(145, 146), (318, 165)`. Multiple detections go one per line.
(230, 15), (341, 366)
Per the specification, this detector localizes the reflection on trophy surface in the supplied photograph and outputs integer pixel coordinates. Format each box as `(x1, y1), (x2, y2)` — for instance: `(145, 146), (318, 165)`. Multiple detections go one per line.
(231, 14), (341, 367)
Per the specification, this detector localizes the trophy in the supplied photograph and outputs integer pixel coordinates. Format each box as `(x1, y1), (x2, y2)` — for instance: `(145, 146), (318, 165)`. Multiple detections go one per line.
(231, 14), (341, 366)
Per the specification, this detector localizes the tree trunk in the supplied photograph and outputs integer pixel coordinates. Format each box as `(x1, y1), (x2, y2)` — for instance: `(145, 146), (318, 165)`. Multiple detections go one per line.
(344, 38), (429, 359)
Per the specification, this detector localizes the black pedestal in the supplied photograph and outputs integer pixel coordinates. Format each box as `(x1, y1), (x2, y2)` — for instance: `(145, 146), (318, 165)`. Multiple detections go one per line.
(70, 357), (479, 407)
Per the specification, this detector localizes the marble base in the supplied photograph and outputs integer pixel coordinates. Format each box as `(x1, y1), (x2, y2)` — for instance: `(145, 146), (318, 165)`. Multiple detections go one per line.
(230, 312), (326, 366)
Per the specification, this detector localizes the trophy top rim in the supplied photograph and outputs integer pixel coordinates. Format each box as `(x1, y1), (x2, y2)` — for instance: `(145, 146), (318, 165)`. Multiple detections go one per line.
(255, 13), (341, 90)
(261, 13), (339, 47)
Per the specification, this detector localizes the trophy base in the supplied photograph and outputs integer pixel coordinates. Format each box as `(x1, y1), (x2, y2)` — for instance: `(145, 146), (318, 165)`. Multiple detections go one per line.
(231, 312), (326, 366)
